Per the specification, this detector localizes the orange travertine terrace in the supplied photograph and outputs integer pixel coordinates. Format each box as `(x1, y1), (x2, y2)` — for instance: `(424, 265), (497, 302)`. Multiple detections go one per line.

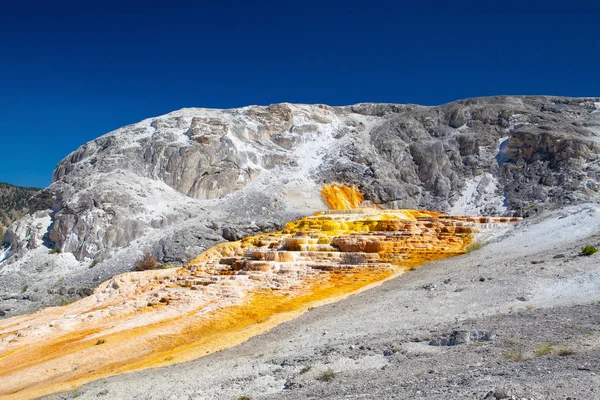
(0, 185), (520, 400)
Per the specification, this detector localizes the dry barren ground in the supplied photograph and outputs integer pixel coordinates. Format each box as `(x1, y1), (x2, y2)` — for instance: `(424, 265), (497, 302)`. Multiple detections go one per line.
(46, 205), (600, 400)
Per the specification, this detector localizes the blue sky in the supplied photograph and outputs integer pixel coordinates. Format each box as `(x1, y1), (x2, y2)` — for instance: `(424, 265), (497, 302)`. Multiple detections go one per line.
(1, 0), (599, 188)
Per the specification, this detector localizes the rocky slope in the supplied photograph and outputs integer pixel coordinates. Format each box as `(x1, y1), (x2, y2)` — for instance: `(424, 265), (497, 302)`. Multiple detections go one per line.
(45, 203), (600, 400)
(2, 96), (600, 317)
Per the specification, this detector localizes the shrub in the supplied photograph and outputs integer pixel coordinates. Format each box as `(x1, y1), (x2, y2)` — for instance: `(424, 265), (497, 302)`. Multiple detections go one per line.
(533, 344), (553, 357)
(503, 349), (524, 362)
(134, 253), (161, 271)
(466, 243), (484, 253)
(300, 365), (311, 374)
(48, 248), (60, 255)
(316, 368), (336, 382)
(557, 347), (575, 356)
(57, 295), (71, 306)
(581, 245), (598, 256)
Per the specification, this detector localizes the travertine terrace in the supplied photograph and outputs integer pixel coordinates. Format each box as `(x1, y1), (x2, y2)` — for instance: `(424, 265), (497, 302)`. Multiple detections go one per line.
(0, 187), (519, 399)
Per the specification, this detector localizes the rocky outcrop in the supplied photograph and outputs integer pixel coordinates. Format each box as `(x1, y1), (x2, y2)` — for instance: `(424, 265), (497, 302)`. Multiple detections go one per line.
(321, 97), (600, 215)
(502, 123), (600, 215)
(4, 97), (600, 264)
(4, 210), (52, 252)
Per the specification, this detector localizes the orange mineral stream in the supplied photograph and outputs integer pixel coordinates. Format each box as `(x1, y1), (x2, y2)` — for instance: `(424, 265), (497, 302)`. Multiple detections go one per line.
(321, 183), (365, 210)
(0, 186), (520, 399)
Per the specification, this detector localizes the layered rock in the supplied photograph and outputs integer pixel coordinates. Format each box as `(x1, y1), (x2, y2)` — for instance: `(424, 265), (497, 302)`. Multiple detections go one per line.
(0, 206), (519, 400)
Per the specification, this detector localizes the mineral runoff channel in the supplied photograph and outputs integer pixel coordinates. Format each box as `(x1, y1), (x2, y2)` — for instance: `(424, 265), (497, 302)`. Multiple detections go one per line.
(0, 184), (519, 399)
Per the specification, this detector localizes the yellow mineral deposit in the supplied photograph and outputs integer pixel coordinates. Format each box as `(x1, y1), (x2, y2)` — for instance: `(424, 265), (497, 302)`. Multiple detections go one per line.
(0, 186), (520, 400)
(321, 183), (364, 210)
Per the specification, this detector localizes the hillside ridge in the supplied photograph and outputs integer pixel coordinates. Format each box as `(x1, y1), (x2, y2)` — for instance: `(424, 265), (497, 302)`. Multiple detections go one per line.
(1, 95), (600, 318)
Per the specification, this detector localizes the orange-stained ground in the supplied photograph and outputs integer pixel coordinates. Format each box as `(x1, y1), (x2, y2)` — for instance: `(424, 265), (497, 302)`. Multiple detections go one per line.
(0, 269), (396, 400)
(321, 184), (365, 210)
(0, 187), (520, 400)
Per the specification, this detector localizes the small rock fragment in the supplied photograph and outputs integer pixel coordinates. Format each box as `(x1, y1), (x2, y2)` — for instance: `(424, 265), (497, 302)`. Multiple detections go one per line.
(470, 331), (495, 341)
(429, 330), (469, 346)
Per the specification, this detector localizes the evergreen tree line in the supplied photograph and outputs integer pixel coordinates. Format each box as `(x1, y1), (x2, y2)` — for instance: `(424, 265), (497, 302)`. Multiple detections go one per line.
(0, 182), (41, 237)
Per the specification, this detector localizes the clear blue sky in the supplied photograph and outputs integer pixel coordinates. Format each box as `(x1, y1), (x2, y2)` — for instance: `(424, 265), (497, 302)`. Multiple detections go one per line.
(1, 0), (599, 188)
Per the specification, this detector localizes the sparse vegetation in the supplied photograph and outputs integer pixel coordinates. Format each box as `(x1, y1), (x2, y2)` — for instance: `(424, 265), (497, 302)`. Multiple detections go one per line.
(581, 245), (598, 256)
(466, 242), (484, 253)
(503, 338), (525, 362)
(237, 396), (251, 400)
(316, 367), (336, 382)
(57, 295), (70, 306)
(558, 347), (576, 356)
(300, 365), (311, 374)
(134, 253), (161, 271)
(503, 349), (524, 361)
(504, 336), (519, 345)
(533, 344), (553, 356)
(48, 248), (61, 255)
(95, 339), (106, 345)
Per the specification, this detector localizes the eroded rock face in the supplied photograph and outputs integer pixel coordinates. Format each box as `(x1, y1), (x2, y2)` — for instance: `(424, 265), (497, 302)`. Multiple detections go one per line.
(4, 211), (52, 252)
(321, 97), (600, 215)
(14, 104), (341, 260)
(5, 97), (600, 263)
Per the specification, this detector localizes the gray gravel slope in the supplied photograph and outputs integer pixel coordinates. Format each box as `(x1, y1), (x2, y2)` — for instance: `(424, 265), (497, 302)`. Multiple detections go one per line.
(46, 204), (600, 400)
